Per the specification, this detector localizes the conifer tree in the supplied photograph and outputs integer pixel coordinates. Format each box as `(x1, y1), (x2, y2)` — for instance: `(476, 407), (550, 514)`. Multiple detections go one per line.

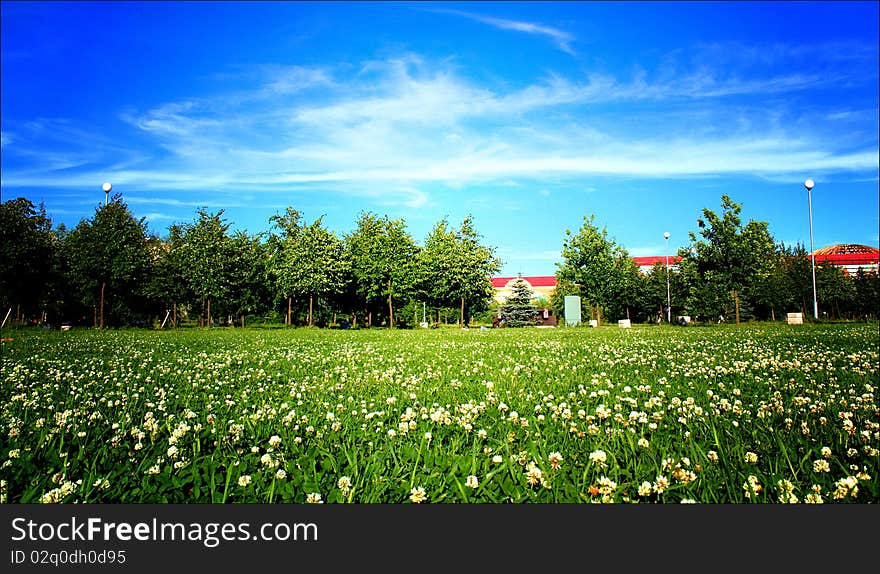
(500, 276), (539, 327)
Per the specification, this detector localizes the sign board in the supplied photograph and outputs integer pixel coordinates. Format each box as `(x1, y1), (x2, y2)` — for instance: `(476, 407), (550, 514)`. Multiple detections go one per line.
(564, 295), (581, 326)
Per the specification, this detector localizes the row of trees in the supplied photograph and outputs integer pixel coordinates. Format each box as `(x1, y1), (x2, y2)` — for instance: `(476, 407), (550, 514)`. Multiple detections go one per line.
(0, 196), (500, 329)
(2, 193), (876, 329)
(551, 195), (879, 325)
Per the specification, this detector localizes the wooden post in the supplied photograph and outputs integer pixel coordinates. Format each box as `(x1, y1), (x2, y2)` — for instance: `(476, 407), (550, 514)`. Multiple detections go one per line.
(99, 281), (106, 329)
(387, 279), (394, 329)
(461, 297), (465, 327)
(734, 290), (740, 325)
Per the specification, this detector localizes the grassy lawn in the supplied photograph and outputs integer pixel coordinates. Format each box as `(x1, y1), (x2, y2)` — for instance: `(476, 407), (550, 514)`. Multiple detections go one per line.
(1, 322), (877, 503)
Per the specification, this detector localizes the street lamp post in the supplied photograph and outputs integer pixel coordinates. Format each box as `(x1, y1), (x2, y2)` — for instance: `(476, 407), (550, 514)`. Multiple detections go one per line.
(805, 179), (818, 319)
(664, 231), (671, 324)
(98, 182), (113, 329)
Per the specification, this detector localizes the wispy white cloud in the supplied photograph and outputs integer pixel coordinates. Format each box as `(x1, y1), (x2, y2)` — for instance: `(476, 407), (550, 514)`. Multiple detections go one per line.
(4, 52), (876, 196)
(123, 196), (246, 208)
(435, 9), (576, 55)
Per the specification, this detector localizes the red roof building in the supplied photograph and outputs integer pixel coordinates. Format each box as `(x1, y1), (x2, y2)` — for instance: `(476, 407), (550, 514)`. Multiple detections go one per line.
(491, 245), (877, 302)
(811, 244), (879, 275)
(632, 255), (682, 274)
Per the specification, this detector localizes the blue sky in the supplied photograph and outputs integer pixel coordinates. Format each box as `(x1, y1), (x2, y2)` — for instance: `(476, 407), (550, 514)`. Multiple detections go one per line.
(2, 1), (878, 276)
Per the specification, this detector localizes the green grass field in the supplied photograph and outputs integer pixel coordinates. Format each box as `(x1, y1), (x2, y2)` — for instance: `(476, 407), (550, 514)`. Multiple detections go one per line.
(1, 322), (877, 503)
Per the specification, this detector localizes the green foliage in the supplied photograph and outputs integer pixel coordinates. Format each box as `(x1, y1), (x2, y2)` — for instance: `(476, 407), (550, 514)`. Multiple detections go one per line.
(175, 209), (235, 314)
(344, 212), (419, 328)
(556, 214), (637, 325)
(0, 198), (58, 319)
(684, 195), (775, 323)
(270, 208), (349, 326)
(416, 216), (501, 326)
(60, 195), (153, 327)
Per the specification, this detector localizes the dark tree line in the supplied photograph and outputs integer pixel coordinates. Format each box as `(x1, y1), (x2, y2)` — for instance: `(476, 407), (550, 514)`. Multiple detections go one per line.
(0, 196), (500, 329)
(551, 195), (878, 324)
(1, 194), (876, 329)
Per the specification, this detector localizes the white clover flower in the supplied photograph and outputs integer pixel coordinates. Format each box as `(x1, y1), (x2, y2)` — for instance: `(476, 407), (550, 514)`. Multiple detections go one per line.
(492, 455), (503, 464)
(275, 469), (287, 480)
(743, 475), (762, 499)
(306, 492), (323, 504)
(525, 462), (544, 486)
(338, 476), (352, 494)
(813, 459), (831, 473)
(465, 475), (479, 489)
(238, 475), (252, 487)
(744, 451), (758, 464)
(409, 486), (428, 504)
(268, 435), (282, 448)
(548, 452), (563, 470)
(638, 481), (653, 497)
(589, 450), (607, 466)
(653, 475), (669, 494)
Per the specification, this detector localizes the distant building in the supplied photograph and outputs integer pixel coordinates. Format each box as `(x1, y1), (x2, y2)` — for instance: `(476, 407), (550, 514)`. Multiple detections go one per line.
(490, 245), (878, 303)
(491, 275), (556, 304)
(632, 256), (682, 274)
(811, 244), (879, 275)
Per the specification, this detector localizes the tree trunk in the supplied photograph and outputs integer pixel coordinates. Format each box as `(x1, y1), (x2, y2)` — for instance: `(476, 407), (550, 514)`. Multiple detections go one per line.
(368, 311), (372, 328)
(734, 289), (740, 325)
(241, 314), (245, 329)
(387, 279), (394, 329)
(626, 306), (631, 321)
(596, 306), (601, 327)
(287, 297), (292, 327)
(771, 309), (775, 322)
(308, 295), (314, 327)
(99, 281), (106, 329)
(93, 305), (97, 329)
(173, 302), (177, 328)
(461, 297), (465, 327)
(207, 298), (212, 329)
(352, 312), (357, 328)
